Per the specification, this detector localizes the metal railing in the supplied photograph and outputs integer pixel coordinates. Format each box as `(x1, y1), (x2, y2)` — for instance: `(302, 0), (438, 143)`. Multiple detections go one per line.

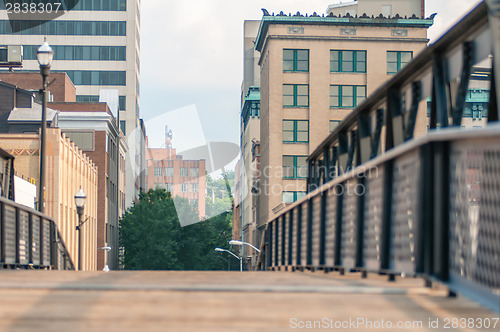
(0, 196), (74, 270)
(263, 2), (499, 313)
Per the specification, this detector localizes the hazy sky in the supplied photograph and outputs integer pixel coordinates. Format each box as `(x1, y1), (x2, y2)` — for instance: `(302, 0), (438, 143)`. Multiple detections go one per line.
(140, 0), (483, 156)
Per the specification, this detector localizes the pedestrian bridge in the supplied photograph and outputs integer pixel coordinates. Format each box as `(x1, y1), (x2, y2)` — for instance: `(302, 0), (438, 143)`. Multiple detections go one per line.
(0, 1), (498, 327)
(262, 1), (499, 314)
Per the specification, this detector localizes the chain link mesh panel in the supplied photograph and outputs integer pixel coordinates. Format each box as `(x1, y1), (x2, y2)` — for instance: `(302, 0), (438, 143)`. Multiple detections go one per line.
(32, 215), (40, 265)
(341, 179), (358, 269)
(363, 165), (385, 271)
(325, 188), (337, 267)
(311, 195), (321, 266)
(450, 140), (500, 295)
(301, 202), (308, 266)
(18, 210), (29, 265)
(391, 151), (421, 274)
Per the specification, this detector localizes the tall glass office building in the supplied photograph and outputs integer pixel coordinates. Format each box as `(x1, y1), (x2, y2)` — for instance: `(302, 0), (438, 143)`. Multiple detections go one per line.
(0, 0), (143, 209)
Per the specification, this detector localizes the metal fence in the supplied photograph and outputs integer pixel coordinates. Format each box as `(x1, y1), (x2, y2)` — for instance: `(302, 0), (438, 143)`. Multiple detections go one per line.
(0, 196), (74, 270)
(264, 2), (499, 313)
(265, 129), (500, 313)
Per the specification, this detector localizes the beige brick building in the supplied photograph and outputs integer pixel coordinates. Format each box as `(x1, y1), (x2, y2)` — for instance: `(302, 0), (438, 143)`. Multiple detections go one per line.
(254, 0), (433, 226)
(146, 146), (206, 218)
(0, 129), (99, 271)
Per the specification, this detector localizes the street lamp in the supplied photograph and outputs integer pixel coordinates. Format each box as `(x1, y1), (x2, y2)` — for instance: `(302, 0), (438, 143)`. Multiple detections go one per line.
(75, 188), (86, 271)
(229, 240), (261, 253)
(99, 246), (111, 272)
(215, 247), (242, 271)
(36, 40), (53, 213)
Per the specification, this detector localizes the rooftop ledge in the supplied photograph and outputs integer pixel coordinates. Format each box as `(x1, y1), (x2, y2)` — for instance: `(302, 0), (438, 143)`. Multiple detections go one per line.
(255, 10), (434, 51)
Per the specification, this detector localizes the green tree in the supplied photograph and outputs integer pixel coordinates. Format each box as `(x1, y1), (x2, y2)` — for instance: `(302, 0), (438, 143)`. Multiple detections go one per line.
(120, 189), (183, 270)
(120, 188), (237, 270)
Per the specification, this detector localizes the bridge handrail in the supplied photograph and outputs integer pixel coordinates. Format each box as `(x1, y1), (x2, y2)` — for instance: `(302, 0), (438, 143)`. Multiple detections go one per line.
(0, 196), (75, 270)
(264, 1), (500, 313)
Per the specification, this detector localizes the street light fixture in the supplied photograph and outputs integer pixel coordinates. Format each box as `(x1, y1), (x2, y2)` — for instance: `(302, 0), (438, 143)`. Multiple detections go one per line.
(99, 246), (112, 272)
(36, 40), (53, 213)
(75, 188), (87, 271)
(229, 240), (261, 253)
(215, 247), (242, 271)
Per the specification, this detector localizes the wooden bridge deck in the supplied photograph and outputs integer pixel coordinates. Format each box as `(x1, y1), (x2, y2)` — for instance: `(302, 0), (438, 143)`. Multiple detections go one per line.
(0, 270), (496, 331)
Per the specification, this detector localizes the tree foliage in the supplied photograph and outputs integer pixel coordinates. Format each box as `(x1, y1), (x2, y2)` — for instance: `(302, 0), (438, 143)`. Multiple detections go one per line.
(120, 188), (238, 270)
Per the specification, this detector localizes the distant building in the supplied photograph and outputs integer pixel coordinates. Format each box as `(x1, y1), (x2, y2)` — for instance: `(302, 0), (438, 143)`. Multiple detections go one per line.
(0, 0), (144, 210)
(254, 0), (433, 225)
(50, 102), (127, 271)
(0, 73), (127, 270)
(232, 20), (262, 269)
(0, 128), (99, 271)
(146, 142), (206, 218)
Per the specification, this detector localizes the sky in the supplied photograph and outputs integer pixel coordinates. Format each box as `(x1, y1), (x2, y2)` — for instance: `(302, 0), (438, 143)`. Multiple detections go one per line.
(140, 0), (483, 163)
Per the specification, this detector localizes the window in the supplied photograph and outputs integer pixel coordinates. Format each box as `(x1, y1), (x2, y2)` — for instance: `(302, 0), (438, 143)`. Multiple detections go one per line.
(283, 84), (309, 107)
(282, 191), (307, 203)
(23, 45), (126, 61)
(330, 120), (342, 132)
(72, 0), (127, 11)
(57, 70), (126, 86)
(191, 183), (199, 193)
(283, 120), (308, 143)
(119, 120), (126, 135)
(283, 49), (309, 72)
(0, 20), (126, 36)
(387, 51), (413, 74)
(190, 199), (198, 208)
(283, 156), (308, 179)
(164, 167), (174, 177)
(330, 85), (366, 108)
(166, 183), (173, 192)
(119, 96), (126, 110)
(154, 167), (163, 177)
(190, 168), (199, 177)
(181, 183), (188, 192)
(64, 131), (94, 151)
(330, 50), (366, 73)
(154, 183), (165, 189)
(180, 168), (189, 177)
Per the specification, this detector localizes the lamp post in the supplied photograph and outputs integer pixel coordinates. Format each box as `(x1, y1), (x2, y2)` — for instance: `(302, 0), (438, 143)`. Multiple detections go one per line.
(36, 40), (53, 213)
(75, 188), (87, 271)
(99, 246), (111, 272)
(229, 240), (261, 271)
(229, 240), (261, 252)
(215, 247), (242, 271)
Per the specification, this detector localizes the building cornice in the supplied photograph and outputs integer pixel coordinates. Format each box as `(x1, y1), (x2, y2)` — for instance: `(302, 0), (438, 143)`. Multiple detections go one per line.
(255, 13), (434, 51)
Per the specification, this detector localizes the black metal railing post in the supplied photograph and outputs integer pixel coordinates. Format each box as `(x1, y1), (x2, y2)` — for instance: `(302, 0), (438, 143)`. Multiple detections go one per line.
(380, 160), (394, 272)
(432, 141), (451, 281)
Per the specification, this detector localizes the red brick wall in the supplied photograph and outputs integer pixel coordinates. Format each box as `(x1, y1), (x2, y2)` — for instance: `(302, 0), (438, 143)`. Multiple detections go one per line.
(49, 102), (110, 114)
(0, 72), (76, 102)
(83, 130), (108, 270)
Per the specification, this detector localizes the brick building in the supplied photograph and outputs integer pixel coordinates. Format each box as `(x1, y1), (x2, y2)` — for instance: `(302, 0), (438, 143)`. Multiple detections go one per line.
(146, 146), (206, 218)
(0, 72), (76, 102)
(0, 74), (126, 270)
(0, 129), (99, 271)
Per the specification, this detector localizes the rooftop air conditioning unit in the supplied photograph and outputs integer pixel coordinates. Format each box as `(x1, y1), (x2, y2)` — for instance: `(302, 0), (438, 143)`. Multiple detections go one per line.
(0, 45), (23, 66)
